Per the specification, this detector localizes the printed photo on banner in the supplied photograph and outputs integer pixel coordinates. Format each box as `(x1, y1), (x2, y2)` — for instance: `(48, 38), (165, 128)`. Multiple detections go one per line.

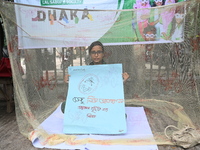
(131, 0), (185, 43)
(100, 0), (186, 45)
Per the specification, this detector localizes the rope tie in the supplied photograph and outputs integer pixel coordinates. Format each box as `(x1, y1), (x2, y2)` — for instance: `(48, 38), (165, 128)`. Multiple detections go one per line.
(164, 125), (200, 148)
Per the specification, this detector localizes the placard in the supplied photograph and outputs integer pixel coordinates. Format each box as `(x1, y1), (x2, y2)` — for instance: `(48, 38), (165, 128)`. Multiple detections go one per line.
(63, 64), (127, 134)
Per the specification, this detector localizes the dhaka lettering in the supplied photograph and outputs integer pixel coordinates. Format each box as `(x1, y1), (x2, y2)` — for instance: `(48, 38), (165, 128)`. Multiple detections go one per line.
(32, 9), (89, 21)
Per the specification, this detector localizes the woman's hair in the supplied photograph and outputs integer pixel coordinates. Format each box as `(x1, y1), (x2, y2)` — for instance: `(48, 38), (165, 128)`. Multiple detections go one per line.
(151, 0), (165, 7)
(175, 5), (184, 14)
(89, 41), (104, 53)
(143, 25), (157, 35)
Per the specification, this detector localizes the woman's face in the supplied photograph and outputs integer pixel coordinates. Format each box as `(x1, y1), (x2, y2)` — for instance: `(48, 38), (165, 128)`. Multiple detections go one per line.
(175, 13), (184, 24)
(154, 0), (163, 6)
(141, 0), (149, 7)
(90, 45), (104, 64)
(144, 31), (156, 41)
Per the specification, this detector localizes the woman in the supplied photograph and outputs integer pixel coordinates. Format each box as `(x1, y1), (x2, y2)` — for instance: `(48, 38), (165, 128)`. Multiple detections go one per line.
(62, 41), (130, 113)
(88, 41), (106, 65)
(64, 41), (129, 83)
(133, 0), (151, 41)
(149, 0), (165, 40)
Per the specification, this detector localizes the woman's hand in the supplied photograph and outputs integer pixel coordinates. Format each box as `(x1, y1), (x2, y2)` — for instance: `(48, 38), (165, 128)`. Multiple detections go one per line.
(123, 72), (130, 83)
(64, 74), (70, 83)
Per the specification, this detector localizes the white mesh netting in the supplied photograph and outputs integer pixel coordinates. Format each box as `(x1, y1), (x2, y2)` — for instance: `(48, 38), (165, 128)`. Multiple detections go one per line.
(0, 0), (200, 148)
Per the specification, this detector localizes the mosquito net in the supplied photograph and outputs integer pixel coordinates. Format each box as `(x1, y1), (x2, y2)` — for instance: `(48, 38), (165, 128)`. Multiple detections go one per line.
(0, 0), (200, 148)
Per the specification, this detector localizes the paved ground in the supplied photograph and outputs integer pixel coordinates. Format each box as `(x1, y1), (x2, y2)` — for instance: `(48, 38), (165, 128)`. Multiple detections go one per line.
(0, 103), (62, 150)
(1, 102), (200, 150)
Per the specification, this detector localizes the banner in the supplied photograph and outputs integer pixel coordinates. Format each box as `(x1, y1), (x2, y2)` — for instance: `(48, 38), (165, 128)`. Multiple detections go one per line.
(14, 0), (185, 49)
(63, 64), (127, 134)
